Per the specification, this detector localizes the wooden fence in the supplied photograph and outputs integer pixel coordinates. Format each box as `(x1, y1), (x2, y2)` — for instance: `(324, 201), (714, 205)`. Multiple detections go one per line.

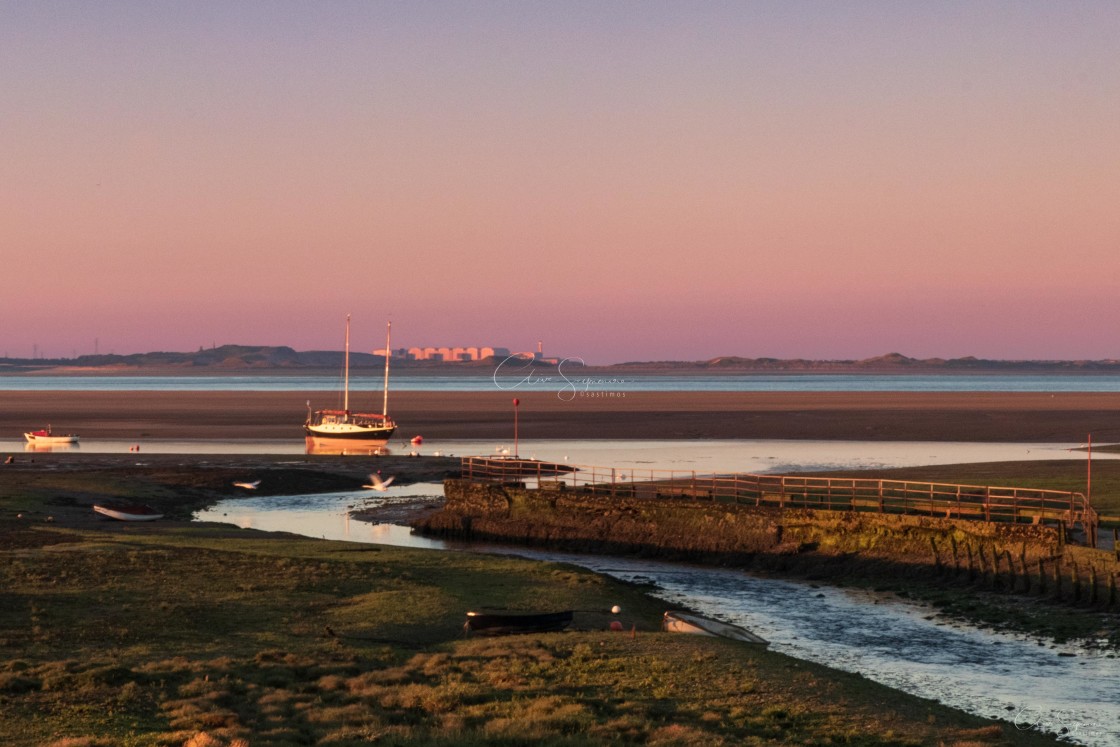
(460, 457), (1101, 547)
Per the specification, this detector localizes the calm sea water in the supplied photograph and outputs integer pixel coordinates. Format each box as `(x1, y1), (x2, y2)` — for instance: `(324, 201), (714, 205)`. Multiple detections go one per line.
(6, 372), (1120, 392)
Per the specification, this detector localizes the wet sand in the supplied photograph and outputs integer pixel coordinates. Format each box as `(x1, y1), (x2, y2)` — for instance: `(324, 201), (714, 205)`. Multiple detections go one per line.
(2, 389), (1120, 442)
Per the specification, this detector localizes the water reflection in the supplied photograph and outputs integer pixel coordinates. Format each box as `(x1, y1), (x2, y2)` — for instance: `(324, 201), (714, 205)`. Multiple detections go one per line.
(23, 442), (81, 453)
(304, 440), (395, 457)
(194, 487), (448, 550)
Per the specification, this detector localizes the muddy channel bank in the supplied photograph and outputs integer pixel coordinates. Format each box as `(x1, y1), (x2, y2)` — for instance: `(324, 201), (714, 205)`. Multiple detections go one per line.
(419, 479), (1120, 612)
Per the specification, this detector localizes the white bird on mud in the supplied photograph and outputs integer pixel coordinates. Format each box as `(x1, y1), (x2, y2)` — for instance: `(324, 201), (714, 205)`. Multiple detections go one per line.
(233, 480), (261, 490)
(363, 473), (396, 491)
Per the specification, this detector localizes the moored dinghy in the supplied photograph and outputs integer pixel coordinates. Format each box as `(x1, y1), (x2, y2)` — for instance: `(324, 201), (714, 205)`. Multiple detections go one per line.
(662, 610), (768, 645)
(93, 503), (164, 522)
(464, 610), (574, 636)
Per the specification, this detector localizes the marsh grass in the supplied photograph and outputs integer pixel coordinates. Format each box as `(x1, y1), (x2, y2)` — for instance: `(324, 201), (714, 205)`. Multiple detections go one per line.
(812, 459), (1120, 517)
(0, 521), (1062, 746)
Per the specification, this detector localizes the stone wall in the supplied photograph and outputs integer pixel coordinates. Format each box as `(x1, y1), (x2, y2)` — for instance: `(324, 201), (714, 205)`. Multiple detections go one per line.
(417, 479), (1119, 606)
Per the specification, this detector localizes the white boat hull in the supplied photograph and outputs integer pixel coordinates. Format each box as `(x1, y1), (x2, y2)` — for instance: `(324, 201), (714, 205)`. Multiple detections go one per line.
(93, 504), (164, 522)
(304, 421), (394, 441)
(24, 432), (79, 444)
(663, 611), (768, 645)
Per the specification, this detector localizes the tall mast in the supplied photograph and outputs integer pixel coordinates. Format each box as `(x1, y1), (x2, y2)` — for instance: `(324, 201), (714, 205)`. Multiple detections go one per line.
(382, 320), (391, 416)
(343, 314), (351, 412)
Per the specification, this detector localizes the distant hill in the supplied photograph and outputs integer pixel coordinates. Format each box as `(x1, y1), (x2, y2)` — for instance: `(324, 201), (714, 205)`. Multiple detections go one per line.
(608, 352), (1120, 373)
(0, 345), (494, 372)
(2, 348), (1120, 374)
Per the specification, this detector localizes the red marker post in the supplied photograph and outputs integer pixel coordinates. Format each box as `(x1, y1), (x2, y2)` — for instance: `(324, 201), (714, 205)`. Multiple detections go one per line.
(513, 398), (520, 458)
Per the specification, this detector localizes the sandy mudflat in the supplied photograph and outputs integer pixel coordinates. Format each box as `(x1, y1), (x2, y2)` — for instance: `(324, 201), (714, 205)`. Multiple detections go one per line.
(3, 389), (1120, 442)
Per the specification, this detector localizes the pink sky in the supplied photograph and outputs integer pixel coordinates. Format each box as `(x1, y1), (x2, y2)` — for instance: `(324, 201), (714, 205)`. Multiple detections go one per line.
(3, 2), (1118, 364)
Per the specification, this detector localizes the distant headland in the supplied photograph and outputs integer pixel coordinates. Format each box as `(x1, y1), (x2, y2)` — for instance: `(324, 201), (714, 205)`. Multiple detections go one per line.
(2, 347), (1120, 374)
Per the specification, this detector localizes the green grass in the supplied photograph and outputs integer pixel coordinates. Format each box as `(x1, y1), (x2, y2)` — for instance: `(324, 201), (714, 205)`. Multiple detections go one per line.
(0, 456), (1099, 744)
(0, 523), (1062, 746)
(806, 458), (1120, 519)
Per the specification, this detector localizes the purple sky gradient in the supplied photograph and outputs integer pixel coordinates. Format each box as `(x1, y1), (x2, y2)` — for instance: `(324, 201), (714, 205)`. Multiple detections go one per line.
(3, 2), (1118, 364)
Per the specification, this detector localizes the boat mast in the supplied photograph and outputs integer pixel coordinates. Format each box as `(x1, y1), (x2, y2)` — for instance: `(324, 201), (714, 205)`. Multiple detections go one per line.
(382, 320), (391, 417)
(343, 314), (351, 412)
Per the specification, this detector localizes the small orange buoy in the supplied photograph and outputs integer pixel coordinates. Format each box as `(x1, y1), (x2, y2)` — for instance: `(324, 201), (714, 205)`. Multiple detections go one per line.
(411, 435), (423, 445)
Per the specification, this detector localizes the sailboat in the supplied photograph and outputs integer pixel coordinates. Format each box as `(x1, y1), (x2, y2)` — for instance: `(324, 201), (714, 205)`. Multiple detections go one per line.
(304, 316), (397, 451)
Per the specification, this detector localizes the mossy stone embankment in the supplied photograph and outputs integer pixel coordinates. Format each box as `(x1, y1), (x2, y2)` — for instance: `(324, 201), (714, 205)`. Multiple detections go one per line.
(426, 479), (1066, 565)
(421, 479), (1120, 644)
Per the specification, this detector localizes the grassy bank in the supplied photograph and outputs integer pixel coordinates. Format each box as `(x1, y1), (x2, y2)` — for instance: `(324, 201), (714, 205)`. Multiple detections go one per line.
(1, 521), (1062, 746)
(0, 456), (1067, 746)
(814, 459), (1120, 518)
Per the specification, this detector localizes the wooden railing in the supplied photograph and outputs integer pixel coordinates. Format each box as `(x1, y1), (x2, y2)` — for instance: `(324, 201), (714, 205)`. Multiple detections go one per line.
(459, 457), (1101, 547)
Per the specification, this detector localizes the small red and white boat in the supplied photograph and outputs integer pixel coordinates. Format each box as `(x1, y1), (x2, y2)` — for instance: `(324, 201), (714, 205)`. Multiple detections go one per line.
(24, 426), (79, 445)
(93, 504), (164, 522)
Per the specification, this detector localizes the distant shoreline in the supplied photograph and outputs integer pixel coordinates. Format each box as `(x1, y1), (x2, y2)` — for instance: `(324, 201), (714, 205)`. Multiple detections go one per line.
(5, 348), (1120, 375)
(7, 364), (1120, 378)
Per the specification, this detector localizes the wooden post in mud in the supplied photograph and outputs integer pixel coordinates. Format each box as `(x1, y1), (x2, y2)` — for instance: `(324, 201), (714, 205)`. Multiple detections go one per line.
(929, 536), (942, 574)
(1004, 550), (1016, 591)
(1037, 559), (1047, 595)
(1053, 560), (1063, 600)
(950, 535), (960, 575)
(1072, 563), (1082, 603)
(1089, 566), (1098, 606)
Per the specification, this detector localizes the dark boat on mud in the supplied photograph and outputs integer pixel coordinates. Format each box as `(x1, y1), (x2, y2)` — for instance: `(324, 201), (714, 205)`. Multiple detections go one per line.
(463, 610), (574, 636)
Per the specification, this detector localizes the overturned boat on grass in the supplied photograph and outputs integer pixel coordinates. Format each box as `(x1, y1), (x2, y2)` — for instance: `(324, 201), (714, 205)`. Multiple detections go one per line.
(662, 610), (768, 645)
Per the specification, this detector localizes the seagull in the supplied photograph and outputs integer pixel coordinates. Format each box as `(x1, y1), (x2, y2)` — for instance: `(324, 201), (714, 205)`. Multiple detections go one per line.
(233, 480), (261, 490)
(363, 473), (395, 491)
